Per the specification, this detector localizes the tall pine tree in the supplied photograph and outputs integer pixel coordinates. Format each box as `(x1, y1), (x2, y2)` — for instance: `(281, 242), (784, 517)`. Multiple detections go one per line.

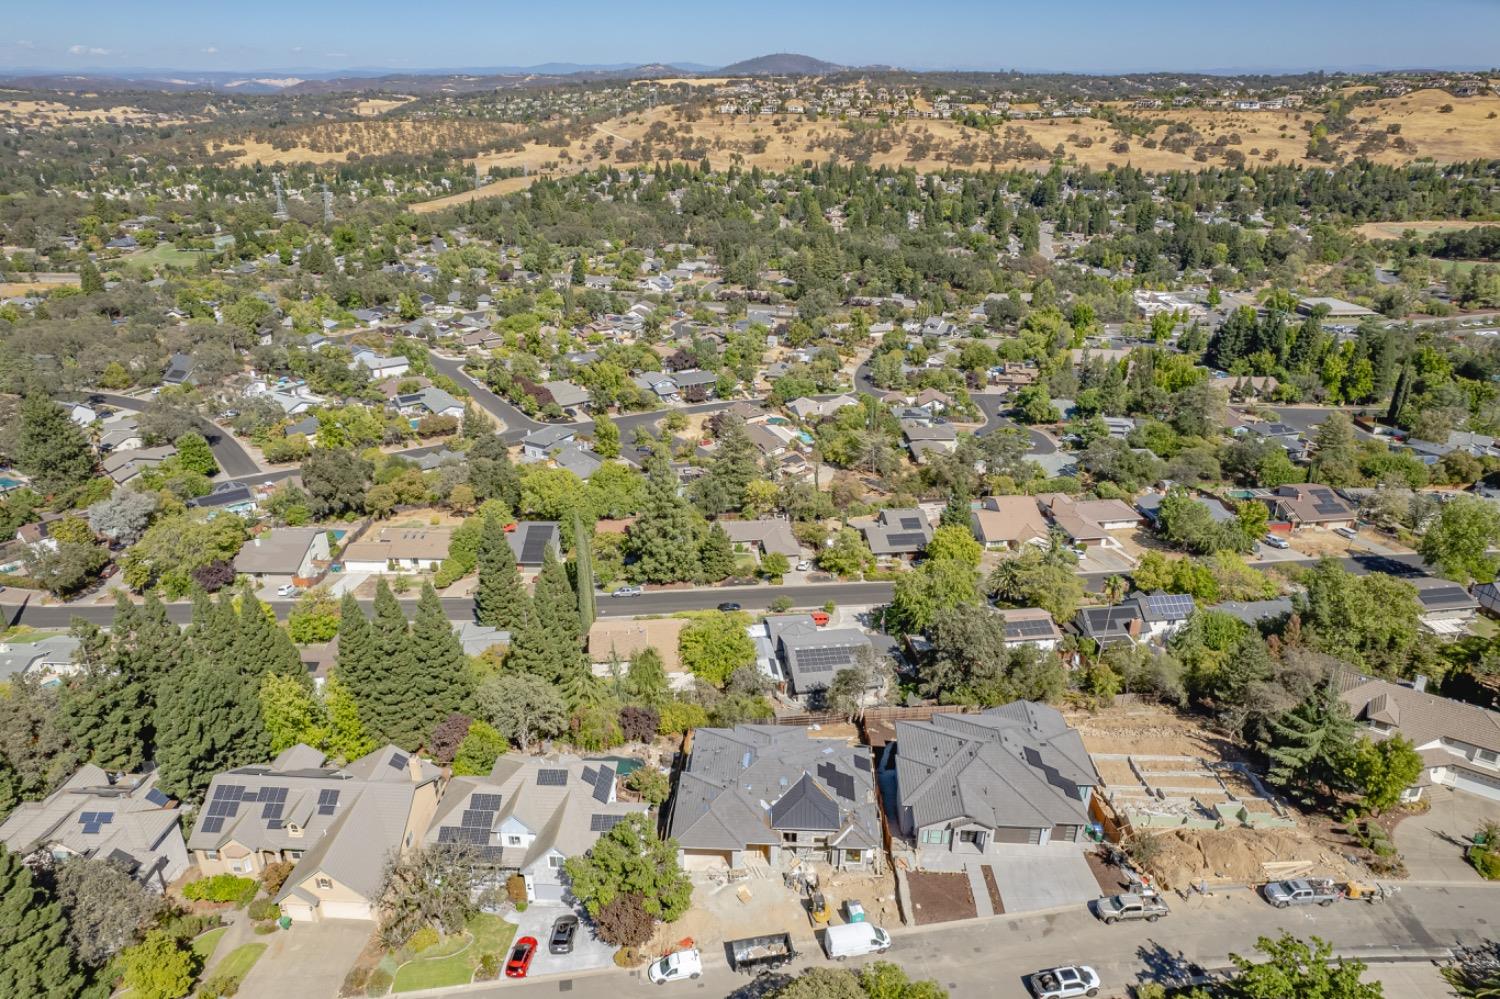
(626, 451), (704, 583)
(698, 522), (737, 582)
(508, 549), (587, 683)
(358, 579), (418, 747)
(1264, 684), (1359, 803)
(407, 583), (472, 748)
(14, 392), (96, 497)
(235, 582), (306, 682)
(154, 654), (267, 802)
(573, 513), (597, 632)
(0, 846), (86, 999)
(474, 513), (530, 631)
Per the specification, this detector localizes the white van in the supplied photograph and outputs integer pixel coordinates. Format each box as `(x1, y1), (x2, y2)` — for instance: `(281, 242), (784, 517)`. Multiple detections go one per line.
(646, 948), (702, 984)
(822, 922), (891, 961)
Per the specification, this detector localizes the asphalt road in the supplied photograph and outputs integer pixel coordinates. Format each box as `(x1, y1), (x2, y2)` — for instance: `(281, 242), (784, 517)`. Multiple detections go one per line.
(430, 883), (1497, 999)
(80, 391), (263, 478)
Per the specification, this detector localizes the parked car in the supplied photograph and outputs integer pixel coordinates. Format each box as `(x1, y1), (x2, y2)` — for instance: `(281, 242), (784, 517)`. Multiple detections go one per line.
(1093, 892), (1169, 924)
(726, 933), (795, 975)
(548, 914), (578, 954)
(1262, 878), (1340, 908)
(1262, 534), (1290, 550)
(821, 922), (891, 961)
(647, 948), (703, 984)
(717, 601), (742, 612)
(1027, 965), (1100, 998)
(505, 937), (538, 978)
(276, 583), (297, 597)
(612, 585), (643, 597)
(795, 560), (812, 571)
(1334, 526), (1358, 540)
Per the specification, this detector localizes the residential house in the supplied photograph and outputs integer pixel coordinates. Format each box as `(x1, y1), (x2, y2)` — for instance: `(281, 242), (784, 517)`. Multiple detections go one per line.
(341, 527), (453, 573)
(188, 482), (258, 517)
(233, 528), (331, 581)
(669, 369), (719, 402)
(424, 754), (648, 902)
(786, 395), (857, 422)
(538, 380), (591, 414)
(890, 703), (1097, 856)
(551, 444), (603, 480)
(352, 348), (410, 380)
(1041, 495), (1142, 549)
(970, 496), (1048, 550)
(189, 744), (442, 922)
(102, 446), (175, 485)
(1265, 484), (1357, 531)
(1409, 577), (1479, 636)
(0, 766), (188, 890)
(719, 519), (802, 560)
(1339, 672), (1500, 801)
(999, 608), (1062, 650)
(667, 725), (881, 871)
(521, 426), (576, 461)
(1073, 592), (1195, 647)
(860, 508), (933, 561)
(62, 401), (96, 427)
(162, 352), (197, 386)
(396, 387), (464, 421)
(506, 521), (561, 569)
(587, 618), (688, 681)
(0, 634), (80, 685)
(97, 414), (144, 454)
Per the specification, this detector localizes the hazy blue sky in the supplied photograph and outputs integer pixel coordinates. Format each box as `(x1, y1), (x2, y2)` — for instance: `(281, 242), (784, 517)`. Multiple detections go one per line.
(5, 0), (1497, 74)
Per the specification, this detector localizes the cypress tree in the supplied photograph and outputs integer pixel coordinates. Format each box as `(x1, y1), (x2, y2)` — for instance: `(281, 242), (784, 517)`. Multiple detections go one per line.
(334, 592), (378, 733)
(234, 582), (305, 682)
(626, 452), (704, 583)
(362, 578), (417, 747)
(508, 550), (586, 683)
(474, 513), (530, 631)
(322, 672), (375, 762)
(187, 588), (238, 662)
(0, 847), (86, 999)
(698, 522), (737, 582)
(154, 655), (267, 802)
(407, 583), (471, 748)
(14, 392), (96, 497)
(134, 592), (187, 702)
(574, 513), (597, 632)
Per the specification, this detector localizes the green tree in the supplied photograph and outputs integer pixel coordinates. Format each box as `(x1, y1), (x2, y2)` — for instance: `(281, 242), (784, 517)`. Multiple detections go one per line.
(1264, 686), (1359, 805)
(626, 452), (704, 583)
(564, 813), (693, 922)
(1225, 933), (1383, 999)
(887, 558), (981, 634)
(692, 416), (762, 514)
(287, 585), (341, 643)
(15, 392), (96, 496)
(322, 672), (375, 761)
(173, 431), (219, 477)
(761, 551), (791, 580)
(474, 673), (568, 751)
(819, 527), (874, 577)
(623, 647), (669, 707)
(358, 579), (418, 746)
(575, 514), (597, 631)
(1310, 413), (1361, 487)
(119, 929), (196, 999)
(301, 448), (372, 518)
(1295, 559), (1422, 674)
(1345, 734), (1424, 815)
(474, 513), (530, 631)
(698, 522), (737, 581)
(408, 583), (473, 744)
(679, 612), (754, 687)
(80, 259), (104, 295)
(507, 549), (587, 683)
(593, 413), (621, 459)
(924, 524), (983, 568)
(1420, 494), (1500, 583)
(260, 673), (329, 754)
(452, 720), (508, 776)
(0, 846), (87, 999)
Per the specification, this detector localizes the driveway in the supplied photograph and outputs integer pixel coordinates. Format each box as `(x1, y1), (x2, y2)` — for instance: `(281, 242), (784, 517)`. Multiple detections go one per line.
(235, 918), (372, 999)
(506, 901), (617, 978)
(1395, 786), (1500, 883)
(1077, 547), (1135, 575)
(986, 845), (1102, 914)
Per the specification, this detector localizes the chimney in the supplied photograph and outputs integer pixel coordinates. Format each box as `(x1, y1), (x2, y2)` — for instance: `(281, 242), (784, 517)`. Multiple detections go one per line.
(1412, 674), (1429, 693)
(1127, 618), (1142, 638)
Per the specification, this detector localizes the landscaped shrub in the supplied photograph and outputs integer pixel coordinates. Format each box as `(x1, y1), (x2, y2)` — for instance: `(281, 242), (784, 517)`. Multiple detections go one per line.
(199, 973), (240, 998)
(247, 899), (281, 922)
(365, 968), (393, 997)
(476, 953), (501, 981)
(252, 922), (278, 935)
(183, 874), (258, 903)
(406, 926), (440, 953)
(505, 874), (527, 907)
(340, 965), (371, 996)
(1469, 845), (1500, 880)
(259, 860), (294, 896)
(159, 912), (223, 941)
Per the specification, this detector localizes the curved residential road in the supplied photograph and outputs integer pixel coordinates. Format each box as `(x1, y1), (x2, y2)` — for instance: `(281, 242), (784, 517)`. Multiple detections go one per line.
(852, 361), (1056, 454)
(81, 392), (263, 478)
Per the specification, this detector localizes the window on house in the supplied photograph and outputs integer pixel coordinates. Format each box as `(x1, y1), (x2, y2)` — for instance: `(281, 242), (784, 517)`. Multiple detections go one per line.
(784, 832), (798, 843)
(1478, 749), (1499, 766)
(507, 835), (522, 846)
(316, 877), (332, 890)
(287, 851), (303, 861)
(845, 850), (862, 863)
(203, 850), (219, 861)
(548, 855), (564, 869)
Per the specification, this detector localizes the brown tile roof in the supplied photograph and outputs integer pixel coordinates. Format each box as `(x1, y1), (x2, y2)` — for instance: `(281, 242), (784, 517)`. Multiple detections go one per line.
(587, 618), (688, 672)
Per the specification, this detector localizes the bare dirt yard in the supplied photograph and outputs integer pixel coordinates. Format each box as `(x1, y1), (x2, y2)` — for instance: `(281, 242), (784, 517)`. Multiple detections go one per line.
(905, 871), (977, 925)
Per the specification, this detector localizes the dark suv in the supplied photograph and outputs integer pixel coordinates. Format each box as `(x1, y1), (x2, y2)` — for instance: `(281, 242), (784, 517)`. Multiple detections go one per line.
(548, 913), (579, 954)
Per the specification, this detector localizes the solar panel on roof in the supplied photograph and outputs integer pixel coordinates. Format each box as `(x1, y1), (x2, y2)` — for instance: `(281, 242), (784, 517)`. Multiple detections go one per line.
(389, 753), (408, 770)
(469, 793), (501, 811)
(317, 789), (340, 815)
(899, 517), (922, 530)
(592, 766), (614, 804)
(885, 532), (927, 548)
(200, 816), (224, 834)
(581, 766), (598, 784)
(1007, 618), (1055, 638)
(536, 769), (568, 786)
(832, 772), (855, 801)
(214, 784), (244, 801)
(854, 755), (871, 772)
(520, 531), (550, 563)
(460, 809), (493, 829)
(145, 788), (170, 807)
(437, 826), (459, 843)
(590, 814), (625, 832)
(460, 828), (488, 845)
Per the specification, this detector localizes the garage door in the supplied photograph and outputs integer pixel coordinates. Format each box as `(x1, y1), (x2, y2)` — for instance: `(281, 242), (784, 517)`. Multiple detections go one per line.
(532, 882), (566, 903)
(1051, 825), (1080, 843)
(1453, 769), (1500, 801)
(991, 826), (1042, 845)
(320, 901), (373, 921)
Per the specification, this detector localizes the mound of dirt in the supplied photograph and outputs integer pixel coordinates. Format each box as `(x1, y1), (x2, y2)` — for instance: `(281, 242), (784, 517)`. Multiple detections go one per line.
(1143, 827), (1353, 889)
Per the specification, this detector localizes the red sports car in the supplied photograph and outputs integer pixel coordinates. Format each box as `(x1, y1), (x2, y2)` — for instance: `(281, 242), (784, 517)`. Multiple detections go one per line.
(505, 936), (538, 979)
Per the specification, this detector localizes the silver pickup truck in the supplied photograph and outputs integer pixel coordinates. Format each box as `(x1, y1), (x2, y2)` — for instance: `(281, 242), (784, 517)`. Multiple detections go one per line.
(1094, 892), (1170, 924)
(1262, 878), (1341, 908)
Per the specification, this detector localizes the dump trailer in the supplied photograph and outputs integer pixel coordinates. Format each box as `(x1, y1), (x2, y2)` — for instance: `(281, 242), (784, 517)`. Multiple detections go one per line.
(727, 933), (796, 975)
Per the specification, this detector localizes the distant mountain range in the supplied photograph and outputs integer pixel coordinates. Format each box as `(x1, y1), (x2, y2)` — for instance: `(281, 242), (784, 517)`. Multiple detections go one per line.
(0, 53), (857, 93)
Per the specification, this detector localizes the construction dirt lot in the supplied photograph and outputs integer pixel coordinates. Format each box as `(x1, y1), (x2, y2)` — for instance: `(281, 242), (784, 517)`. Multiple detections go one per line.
(1070, 703), (1357, 890)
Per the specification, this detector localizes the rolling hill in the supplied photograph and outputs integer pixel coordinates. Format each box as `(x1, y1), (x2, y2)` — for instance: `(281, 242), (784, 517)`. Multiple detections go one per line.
(717, 53), (843, 76)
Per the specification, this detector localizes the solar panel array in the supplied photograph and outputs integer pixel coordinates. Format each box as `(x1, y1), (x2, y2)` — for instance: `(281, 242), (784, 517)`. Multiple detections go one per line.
(792, 646), (856, 675)
(317, 789), (340, 815)
(437, 826), (489, 845)
(592, 765), (614, 804)
(460, 809), (493, 829)
(78, 811), (114, 835)
(536, 769), (569, 786)
(885, 532), (927, 548)
(898, 516), (923, 530)
(589, 814), (625, 832)
(259, 786), (289, 828)
(470, 793), (502, 811)
(519, 526), (552, 564)
(1308, 488), (1347, 515)
(853, 755), (871, 773)
(815, 762), (856, 801)
(1146, 593), (1194, 618)
(388, 752), (409, 771)
(144, 788), (170, 808)
(1005, 618), (1056, 639)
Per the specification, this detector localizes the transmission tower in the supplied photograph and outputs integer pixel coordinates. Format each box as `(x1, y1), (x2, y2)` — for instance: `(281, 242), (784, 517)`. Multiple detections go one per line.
(322, 181), (333, 225)
(273, 174), (288, 220)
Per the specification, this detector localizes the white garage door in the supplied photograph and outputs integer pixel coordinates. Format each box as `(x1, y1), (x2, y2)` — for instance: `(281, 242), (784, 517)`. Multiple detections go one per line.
(1453, 769), (1500, 801)
(320, 901), (374, 921)
(532, 882), (566, 903)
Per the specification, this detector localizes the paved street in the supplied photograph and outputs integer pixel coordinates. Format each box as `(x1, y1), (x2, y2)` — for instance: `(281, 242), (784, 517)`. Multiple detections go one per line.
(76, 391), (264, 478)
(404, 884), (1498, 999)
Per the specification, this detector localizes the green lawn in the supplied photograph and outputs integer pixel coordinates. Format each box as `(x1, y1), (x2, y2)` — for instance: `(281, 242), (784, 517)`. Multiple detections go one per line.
(390, 915), (516, 993)
(122, 243), (212, 270)
(211, 943), (267, 986)
(191, 926), (228, 963)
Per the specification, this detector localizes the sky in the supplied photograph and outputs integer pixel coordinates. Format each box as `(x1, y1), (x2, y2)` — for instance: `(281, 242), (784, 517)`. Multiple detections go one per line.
(5, 0), (1498, 75)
